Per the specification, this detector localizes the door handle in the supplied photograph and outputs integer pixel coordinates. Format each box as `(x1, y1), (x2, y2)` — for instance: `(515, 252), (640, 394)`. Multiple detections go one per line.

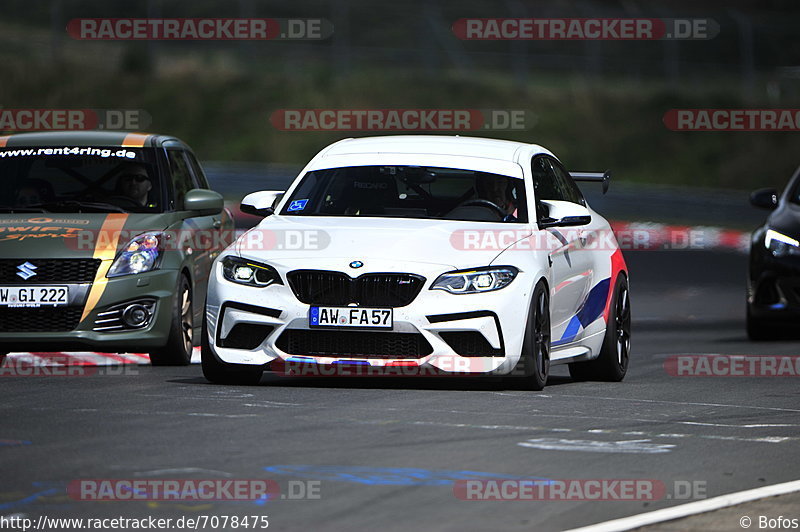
(212, 219), (222, 229)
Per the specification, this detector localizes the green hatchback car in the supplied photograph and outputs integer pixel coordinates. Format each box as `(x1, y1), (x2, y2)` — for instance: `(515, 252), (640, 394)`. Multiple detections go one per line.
(0, 131), (234, 365)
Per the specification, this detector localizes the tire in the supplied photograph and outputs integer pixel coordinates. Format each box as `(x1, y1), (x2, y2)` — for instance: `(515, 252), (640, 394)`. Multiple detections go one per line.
(569, 274), (631, 382)
(149, 275), (194, 366)
(513, 281), (551, 391)
(746, 306), (773, 341)
(201, 310), (263, 385)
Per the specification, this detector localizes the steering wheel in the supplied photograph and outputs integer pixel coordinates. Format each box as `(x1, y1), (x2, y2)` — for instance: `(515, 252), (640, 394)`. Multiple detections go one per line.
(104, 195), (142, 208)
(456, 199), (507, 220)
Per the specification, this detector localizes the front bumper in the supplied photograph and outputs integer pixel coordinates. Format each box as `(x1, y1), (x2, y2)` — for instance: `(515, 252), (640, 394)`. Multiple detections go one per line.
(0, 268), (180, 352)
(206, 261), (533, 375)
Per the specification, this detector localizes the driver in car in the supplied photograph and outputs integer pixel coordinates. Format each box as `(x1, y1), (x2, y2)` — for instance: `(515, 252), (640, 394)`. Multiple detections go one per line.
(475, 173), (519, 222)
(115, 164), (152, 206)
(14, 178), (55, 207)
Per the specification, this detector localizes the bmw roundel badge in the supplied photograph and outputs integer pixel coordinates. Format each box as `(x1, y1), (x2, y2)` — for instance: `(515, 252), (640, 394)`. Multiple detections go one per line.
(349, 260), (364, 269)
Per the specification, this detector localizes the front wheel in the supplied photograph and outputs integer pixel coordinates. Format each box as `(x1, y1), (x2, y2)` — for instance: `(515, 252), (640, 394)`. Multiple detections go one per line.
(569, 274), (631, 382)
(201, 312), (263, 385)
(513, 281), (551, 391)
(149, 275), (194, 366)
(746, 306), (774, 341)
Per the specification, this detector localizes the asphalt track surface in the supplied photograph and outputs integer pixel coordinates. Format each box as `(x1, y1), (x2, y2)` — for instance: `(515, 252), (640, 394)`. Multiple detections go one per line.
(2, 249), (799, 532)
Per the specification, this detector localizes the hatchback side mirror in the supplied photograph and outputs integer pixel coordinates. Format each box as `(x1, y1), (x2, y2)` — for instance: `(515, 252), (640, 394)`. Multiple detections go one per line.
(184, 189), (223, 216)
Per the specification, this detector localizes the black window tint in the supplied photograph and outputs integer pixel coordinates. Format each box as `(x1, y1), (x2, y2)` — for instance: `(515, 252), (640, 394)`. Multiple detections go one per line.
(532, 155), (564, 209)
(167, 150), (193, 209)
(548, 159), (585, 205)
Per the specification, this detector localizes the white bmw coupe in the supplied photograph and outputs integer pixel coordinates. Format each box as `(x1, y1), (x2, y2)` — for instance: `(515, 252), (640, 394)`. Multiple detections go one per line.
(202, 136), (630, 389)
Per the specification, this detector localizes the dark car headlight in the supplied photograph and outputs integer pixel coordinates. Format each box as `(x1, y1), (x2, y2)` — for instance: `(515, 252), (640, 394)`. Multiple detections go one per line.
(108, 232), (164, 277)
(221, 256), (283, 287)
(765, 229), (800, 258)
(431, 266), (518, 294)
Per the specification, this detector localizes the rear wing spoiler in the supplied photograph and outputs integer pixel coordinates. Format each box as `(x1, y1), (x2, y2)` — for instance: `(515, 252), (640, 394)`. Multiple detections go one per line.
(570, 171), (611, 195)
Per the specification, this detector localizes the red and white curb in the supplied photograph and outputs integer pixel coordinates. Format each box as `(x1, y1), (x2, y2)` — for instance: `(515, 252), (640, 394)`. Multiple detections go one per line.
(610, 221), (750, 253)
(1, 347), (201, 368)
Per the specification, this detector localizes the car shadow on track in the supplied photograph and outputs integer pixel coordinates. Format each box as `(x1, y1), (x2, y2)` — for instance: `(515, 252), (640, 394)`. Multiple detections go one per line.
(171, 373), (577, 391)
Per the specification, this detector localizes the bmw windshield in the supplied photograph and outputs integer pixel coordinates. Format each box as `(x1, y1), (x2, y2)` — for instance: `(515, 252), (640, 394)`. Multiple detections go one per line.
(0, 146), (164, 213)
(280, 165), (528, 223)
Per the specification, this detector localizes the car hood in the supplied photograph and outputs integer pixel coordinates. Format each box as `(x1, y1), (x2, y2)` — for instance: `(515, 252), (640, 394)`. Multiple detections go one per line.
(0, 212), (172, 259)
(235, 215), (531, 271)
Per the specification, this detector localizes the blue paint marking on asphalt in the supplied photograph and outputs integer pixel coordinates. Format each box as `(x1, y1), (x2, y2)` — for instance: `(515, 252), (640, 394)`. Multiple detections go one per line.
(0, 439), (32, 447)
(0, 482), (63, 512)
(263, 465), (552, 487)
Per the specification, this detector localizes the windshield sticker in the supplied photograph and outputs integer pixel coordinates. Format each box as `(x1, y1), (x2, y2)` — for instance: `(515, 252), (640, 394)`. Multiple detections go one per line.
(0, 147), (137, 159)
(287, 199), (309, 212)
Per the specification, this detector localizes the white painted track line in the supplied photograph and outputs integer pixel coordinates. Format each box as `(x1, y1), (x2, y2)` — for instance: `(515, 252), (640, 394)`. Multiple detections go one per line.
(562, 479), (800, 532)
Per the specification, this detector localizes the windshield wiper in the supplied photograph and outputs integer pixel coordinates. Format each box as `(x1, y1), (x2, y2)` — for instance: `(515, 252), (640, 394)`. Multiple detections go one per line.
(27, 200), (127, 213)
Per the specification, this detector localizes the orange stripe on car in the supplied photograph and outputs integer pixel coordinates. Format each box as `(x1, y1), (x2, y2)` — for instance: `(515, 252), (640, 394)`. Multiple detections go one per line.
(121, 133), (150, 147)
(80, 213), (129, 323)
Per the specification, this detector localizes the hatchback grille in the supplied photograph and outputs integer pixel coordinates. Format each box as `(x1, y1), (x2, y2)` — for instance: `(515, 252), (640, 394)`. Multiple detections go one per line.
(0, 259), (101, 283)
(0, 306), (84, 332)
(276, 329), (433, 359)
(287, 270), (425, 307)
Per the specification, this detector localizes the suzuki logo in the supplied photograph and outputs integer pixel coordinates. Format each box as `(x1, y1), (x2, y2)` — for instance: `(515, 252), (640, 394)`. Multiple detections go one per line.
(16, 262), (38, 280)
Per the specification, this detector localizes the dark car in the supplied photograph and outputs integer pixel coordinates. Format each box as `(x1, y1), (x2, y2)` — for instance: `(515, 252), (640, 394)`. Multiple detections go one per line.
(747, 167), (800, 339)
(0, 131), (235, 364)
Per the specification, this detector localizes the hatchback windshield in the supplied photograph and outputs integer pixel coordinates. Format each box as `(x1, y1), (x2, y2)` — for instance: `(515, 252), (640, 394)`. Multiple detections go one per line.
(0, 146), (163, 213)
(280, 165), (527, 222)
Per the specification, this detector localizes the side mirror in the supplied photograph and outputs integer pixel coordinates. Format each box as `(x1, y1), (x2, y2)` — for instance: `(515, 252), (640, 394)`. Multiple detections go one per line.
(184, 189), (223, 216)
(538, 199), (592, 228)
(241, 190), (284, 217)
(750, 188), (779, 210)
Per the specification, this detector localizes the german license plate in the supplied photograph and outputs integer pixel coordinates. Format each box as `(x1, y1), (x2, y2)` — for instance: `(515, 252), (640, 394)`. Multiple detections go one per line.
(309, 306), (393, 328)
(0, 286), (69, 307)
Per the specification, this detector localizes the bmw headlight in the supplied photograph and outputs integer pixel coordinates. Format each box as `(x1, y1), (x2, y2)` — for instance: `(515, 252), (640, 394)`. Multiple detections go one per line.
(108, 232), (163, 277)
(221, 256), (282, 287)
(765, 229), (800, 258)
(431, 266), (518, 294)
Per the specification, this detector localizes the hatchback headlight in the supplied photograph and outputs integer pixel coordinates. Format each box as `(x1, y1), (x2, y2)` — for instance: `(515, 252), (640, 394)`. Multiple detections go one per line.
(431, 266), (518, 294)
(108, 232), (163, 277)
(765, 229), (800, 258)
(221, 256), (282, 287)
